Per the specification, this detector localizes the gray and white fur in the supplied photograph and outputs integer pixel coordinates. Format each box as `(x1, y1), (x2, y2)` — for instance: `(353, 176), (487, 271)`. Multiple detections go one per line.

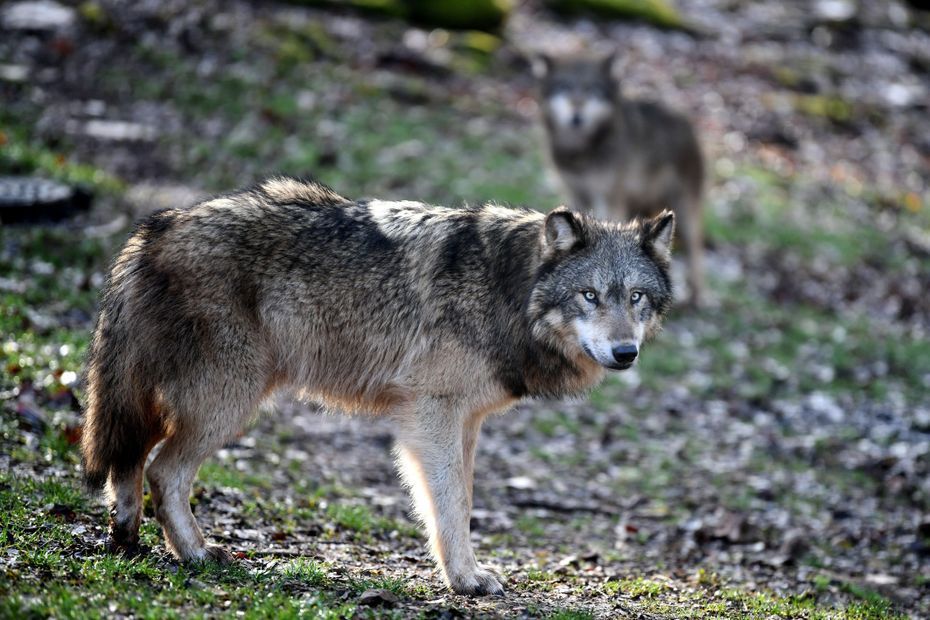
(81, 177), (675, 595)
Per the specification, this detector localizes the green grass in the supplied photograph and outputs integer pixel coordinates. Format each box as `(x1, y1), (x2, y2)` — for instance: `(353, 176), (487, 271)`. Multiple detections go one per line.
(2, 563), (359, 619)
(279, 557), (329, 585)
(325, 502), (419, 540)
(91, 33), (561, 211)
(595, 573), (905, 619)
(347, 574), (410, 596)
(0, 109), (123, 193)
(545, 0), (687, 30)
(197, 460), (273, 491)
(0, 226), (116, 395)
(514, 514), (547, 540)
(603, 576), (669, 598)
(837, 582), (899, 620)
(706, 164), (929, 265)
(521, 569), (559, 592)
(531, 409), (583, 437)
(0, 9), (923, 619)
(0, 471), (363, 619)
(637, 285), (930, 402)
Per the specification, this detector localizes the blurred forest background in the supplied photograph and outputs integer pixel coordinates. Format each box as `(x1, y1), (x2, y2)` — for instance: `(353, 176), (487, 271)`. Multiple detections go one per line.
(1, 0), (929, 618)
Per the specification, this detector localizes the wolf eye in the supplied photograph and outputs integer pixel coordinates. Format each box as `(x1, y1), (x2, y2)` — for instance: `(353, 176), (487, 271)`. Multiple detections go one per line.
(630, 291), (644, 304)
(582, 290), (598, 304)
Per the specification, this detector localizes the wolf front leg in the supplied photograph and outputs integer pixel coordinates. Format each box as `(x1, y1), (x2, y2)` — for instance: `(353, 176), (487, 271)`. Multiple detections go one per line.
(394, 398), (503, 596)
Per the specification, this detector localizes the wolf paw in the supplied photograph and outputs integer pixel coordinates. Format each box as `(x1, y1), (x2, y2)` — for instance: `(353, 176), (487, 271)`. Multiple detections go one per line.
(203, 545), (235, 564)
(106, 537), (148, 557)
(185, 544), (235, 565)
(450, 567), (505, 596)
(107, 518), (140, 551)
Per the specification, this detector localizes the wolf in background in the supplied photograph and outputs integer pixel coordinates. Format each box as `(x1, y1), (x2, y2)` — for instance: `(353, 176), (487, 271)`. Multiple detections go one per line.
(81, 176), (675, 595)
(533, 52), (706, 305)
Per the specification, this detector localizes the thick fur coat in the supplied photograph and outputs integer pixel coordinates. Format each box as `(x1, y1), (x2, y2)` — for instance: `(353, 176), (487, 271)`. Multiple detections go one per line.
(82, 177), (674, 595)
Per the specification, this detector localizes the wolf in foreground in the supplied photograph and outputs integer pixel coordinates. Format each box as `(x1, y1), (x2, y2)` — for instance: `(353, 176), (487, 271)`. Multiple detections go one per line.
(81, 177), (675, 595)
(533, 52), (705, 306)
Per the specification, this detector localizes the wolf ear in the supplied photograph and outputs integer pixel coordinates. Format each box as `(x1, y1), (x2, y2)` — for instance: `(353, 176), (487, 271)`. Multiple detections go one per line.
(544, 207), (585, 253)
(531, 53), (553, 79)
(642, 210), (675, 261)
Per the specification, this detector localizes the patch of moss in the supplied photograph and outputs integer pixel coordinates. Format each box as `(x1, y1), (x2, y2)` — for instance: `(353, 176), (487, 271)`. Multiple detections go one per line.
(545, 0), (687, 30)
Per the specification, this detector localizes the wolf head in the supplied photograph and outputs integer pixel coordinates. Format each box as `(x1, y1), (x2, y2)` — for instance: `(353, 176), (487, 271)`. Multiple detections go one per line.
(532, 53), (619, 148)
(529, 208), (674, 370)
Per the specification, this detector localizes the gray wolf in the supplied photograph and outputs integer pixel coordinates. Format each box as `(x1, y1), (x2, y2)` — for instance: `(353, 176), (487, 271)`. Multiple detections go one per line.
(81, 176), (675, 595)
(533, 52), (705, 305)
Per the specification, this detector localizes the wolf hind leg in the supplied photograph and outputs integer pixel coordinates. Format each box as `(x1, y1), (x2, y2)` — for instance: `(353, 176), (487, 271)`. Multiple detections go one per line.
(394, 398), (503, 596)
(107, 464), (147, 552)
(146, 421), (240, 563)
(147, 381), (264, 561)
(145, 321), (271, 562)
(105, 417), (165, 553)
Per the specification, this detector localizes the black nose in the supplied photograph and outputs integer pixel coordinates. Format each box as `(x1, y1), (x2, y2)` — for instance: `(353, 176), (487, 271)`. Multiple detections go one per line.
(612, 344), (638, 365)
(571, 113), (582, 127)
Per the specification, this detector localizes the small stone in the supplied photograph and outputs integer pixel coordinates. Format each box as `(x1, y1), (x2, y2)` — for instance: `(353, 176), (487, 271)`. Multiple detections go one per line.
(0, 64), (29, 82)
(814, 0), (856, 22)
(357, 588), (399, 608)
(864, 574), (899, 586)
(505, 476), (536, 490)
(2, 0), (75, 31)
(81, 119), (157, 142)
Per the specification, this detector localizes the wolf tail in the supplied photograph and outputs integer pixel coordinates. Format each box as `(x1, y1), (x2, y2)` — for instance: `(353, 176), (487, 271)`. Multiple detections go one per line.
(81, 314), (151, 489)
(81, 212), (173, 490)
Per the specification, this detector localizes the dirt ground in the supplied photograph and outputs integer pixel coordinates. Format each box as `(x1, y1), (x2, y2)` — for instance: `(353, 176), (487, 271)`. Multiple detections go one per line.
(1, 1), (929, 618)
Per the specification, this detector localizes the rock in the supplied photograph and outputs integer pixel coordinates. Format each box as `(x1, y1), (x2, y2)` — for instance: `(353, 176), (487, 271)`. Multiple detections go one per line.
(864, 574), (899, 586)
(0, 64), (30, 83)
(0, 177), (92, 224)
(814, 0), (857, 23)
(80, 119), (157, 142)
(881, 83), (924, 108)
(357, 588), (400, 607)
(232, 528), (264, 541)
(506, 476), (536, 490)
(2, 0), (75, 32)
